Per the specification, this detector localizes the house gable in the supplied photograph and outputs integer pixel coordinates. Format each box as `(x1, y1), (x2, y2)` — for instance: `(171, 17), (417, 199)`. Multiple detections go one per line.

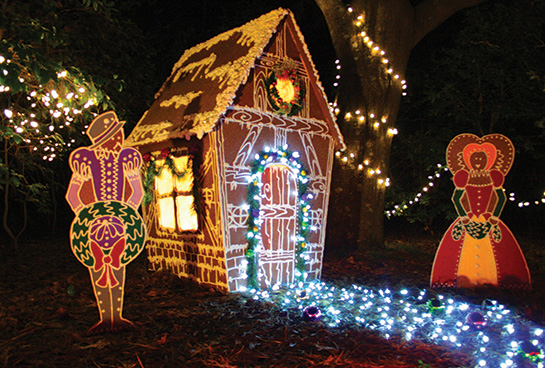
(126, 8), (344, 151)
(232, 15), (339, 129)
(126, 9), (287, 147)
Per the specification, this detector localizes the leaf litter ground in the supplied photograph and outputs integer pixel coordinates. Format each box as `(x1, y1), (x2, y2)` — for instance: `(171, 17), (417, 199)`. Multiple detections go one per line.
(1, 228), (544, 368)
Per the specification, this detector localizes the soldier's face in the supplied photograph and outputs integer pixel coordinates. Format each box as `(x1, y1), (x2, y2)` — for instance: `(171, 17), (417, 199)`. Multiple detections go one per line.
(100, 131), (124, 151)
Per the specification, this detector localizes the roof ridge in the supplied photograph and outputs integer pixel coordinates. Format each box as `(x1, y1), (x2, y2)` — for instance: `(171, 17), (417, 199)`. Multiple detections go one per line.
(155, 8), (289, 100)
(127, 7), (344, 149)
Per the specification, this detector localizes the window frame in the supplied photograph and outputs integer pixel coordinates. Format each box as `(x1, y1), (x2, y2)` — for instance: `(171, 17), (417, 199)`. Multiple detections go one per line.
(154, 153), (199, 233)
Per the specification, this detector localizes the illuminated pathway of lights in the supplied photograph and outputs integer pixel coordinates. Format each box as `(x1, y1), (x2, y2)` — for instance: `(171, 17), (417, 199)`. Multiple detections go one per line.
(245, 281), (544, 368)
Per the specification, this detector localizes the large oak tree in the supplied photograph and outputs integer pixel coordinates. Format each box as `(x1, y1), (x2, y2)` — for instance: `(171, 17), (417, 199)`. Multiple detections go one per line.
(315, 0), (486, 250)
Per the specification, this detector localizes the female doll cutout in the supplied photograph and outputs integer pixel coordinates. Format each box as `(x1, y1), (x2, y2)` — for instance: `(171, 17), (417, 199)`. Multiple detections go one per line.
(430, 133), (531, 290)
(66, 111), (146, 333)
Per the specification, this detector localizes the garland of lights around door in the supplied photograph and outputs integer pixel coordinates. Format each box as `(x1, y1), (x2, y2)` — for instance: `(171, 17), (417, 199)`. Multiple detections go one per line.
(245, 146), (313, 288)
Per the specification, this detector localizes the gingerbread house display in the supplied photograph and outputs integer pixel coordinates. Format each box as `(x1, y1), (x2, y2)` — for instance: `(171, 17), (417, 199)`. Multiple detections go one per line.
(126, 8), (345, 292)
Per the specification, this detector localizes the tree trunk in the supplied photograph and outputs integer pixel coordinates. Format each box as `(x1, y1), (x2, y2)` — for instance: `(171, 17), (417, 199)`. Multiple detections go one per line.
(315, 0), (487, 251)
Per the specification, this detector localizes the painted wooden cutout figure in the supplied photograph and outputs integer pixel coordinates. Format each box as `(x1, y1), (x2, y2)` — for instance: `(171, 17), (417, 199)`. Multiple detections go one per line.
(66, 111), (146, 333)
(431, 133), (531, 289)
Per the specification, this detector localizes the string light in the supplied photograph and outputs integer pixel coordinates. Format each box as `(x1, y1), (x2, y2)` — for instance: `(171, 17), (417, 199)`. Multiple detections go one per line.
(335, 148), (391, 188)
(510, 192), (545, 208)
(246, 280), (545, 368)
(332, 106), (396, 188)
(385, 163), (449, 217)
(341, 7), (408, 94)
(332, 5), (544, 219)
(384, 163), (545, 217)
(1, 54), (100, 161)
(331, 4), (410, 193)
(245, 145), (314, 288)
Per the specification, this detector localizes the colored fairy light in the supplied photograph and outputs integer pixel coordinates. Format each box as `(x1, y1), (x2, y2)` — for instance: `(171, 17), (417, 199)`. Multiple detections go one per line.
(303, 306), (322, 321)
(245, 146), (314, 288)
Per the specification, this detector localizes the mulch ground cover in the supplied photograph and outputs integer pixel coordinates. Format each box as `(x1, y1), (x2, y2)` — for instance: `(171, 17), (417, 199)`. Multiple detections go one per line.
(1, 225), (544, 368)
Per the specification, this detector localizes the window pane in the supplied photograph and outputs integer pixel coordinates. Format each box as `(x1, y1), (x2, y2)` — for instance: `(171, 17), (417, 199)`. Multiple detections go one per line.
(176, 195), (198, 231)
(157, 197), (176, 230)
(173, 156), (193, 192)
(155, 159), (174, 195)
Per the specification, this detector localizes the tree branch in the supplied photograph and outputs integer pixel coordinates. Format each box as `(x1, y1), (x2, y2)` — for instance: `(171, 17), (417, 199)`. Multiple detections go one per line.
(314, 0), (354, 57)
(412, 0), (488, 48)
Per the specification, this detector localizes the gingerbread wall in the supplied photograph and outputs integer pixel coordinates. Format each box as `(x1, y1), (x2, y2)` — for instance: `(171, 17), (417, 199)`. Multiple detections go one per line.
(214, 107), (335, 291)
(142, 139), (229, 290)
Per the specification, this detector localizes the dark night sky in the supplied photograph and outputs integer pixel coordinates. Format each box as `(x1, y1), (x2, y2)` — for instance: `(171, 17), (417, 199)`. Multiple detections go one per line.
(128, 0), (337, 97)
(125, 0), (474, 116)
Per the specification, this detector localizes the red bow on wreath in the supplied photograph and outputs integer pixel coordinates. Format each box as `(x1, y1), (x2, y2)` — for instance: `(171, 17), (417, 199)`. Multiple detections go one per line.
(90, 238), (125, 288)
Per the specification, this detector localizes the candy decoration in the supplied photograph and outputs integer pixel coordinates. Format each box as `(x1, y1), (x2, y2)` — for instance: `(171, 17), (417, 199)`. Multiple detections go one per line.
(303, 306), (322, 321)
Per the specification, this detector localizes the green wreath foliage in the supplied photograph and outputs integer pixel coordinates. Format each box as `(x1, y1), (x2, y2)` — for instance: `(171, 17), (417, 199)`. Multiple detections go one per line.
(264, 67), (304, 116)
(70, 200), (146, 267)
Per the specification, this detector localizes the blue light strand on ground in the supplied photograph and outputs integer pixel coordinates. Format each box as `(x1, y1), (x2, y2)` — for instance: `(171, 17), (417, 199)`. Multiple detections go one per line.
(244, 281), (544, 368)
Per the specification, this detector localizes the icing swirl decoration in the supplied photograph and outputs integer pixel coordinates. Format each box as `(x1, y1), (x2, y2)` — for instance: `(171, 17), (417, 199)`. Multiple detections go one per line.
(265, 60), (304, 116)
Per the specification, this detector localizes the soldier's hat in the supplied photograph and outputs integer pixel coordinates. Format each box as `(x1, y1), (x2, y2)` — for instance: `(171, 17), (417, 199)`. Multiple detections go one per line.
(87, 111), (124, 147)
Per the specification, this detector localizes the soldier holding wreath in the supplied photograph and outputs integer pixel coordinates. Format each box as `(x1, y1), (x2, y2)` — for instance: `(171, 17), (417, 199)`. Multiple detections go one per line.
(66, 111), (146, 333)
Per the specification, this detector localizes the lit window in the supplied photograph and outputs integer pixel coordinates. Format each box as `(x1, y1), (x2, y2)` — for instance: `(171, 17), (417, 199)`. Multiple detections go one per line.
(155, 156), (198, 231)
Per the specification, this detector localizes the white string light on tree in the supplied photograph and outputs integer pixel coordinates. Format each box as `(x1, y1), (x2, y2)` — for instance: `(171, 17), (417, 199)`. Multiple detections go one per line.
(331, 106), (397, 188)
(329, 6), (545, 219)
(347, 6), (408, 95)
(385, 163), (449, 217)
(1, 55), (102, 161)
(330, 4), (407, 188)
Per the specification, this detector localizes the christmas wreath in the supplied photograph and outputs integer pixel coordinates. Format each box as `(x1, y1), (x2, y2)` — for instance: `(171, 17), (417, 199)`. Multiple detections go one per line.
(265, 60), (304, 116)
(70, 200), (146, 268)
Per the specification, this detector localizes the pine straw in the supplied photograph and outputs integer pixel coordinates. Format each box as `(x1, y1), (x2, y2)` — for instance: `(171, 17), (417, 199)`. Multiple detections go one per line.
(1, 231), (543, 368)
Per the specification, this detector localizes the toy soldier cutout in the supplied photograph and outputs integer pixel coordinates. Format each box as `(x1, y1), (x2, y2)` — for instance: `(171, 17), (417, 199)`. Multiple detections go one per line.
(431, 133), (531, 289)
(66, 111), (146, 333)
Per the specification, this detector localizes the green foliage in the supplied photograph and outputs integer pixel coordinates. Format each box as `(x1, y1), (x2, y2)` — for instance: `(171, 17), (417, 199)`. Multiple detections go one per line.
(417, 359), (432, 368)
(390, 0), (545, 228)
(424, 0), (545, 138)
(0, 0), (155, 246)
